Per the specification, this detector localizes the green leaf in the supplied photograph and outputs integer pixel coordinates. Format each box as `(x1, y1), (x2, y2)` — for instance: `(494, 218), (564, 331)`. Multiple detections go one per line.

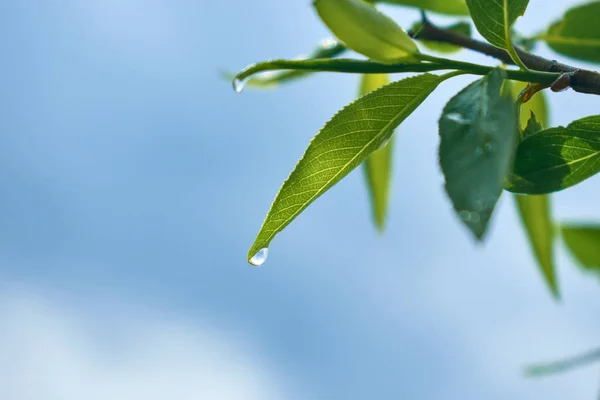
(412, 21), (471, 54)
(223, 39), (346, 89)
(465, 0), (529, 67)
(526, 346), (600, 377)
(521, 113), (543, 139)
(465, 0), (529, 49)
(248, 73), (449, 263)
(507, 116), (600, 194)
(541, 2), (600, 64)
(511, 80), (548, 131)
(562, 224), (600, 277)
(360, 74), (393, 231)
(439, 69), (518, 239)
(379, 0), (469, 15)
(514, 195), (558, 297)
(313, 0), (419, 63)
(510, 81), (557, 297)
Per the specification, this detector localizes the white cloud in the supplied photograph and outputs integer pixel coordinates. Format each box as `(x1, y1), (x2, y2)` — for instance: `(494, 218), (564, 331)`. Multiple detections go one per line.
(0, 287), (297, 400)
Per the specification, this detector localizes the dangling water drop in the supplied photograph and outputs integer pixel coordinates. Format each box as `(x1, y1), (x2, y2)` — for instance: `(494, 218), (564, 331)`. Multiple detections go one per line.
(319, 37), (338, 49)
(249, 248), (269, 266)
(232, 77), (248, 94)
(377, 136), (391, 150)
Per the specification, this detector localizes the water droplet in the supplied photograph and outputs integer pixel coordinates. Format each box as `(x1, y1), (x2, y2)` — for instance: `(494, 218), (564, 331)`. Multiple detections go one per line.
(460, 210), (481, 223)
(232, 77), (248, 94)
(249, 248), (269, 266)
(319, 37), (338, 49)
(445, 113), (471, 125)
(483, 142), (493, 152)
(474, 146), (483, 156)
(377, 136), (391, 150)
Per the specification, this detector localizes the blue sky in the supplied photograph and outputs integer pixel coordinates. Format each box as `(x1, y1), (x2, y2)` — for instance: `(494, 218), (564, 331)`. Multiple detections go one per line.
(1, 0), (600, 399)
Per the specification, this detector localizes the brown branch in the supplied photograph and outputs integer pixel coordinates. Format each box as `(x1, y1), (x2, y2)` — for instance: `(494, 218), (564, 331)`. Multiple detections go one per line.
(409, 21), (600, 96)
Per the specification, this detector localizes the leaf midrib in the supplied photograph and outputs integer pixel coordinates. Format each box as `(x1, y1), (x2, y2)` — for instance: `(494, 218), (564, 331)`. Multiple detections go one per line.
(503, 0), (511, 47)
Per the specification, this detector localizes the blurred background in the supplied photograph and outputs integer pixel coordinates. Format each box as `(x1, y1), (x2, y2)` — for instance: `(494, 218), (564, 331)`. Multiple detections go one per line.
(1, 0), (599, 398)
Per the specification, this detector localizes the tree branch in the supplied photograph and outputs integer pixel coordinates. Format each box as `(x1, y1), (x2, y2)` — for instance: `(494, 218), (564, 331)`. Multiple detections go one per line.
(409, 21), (600, 96)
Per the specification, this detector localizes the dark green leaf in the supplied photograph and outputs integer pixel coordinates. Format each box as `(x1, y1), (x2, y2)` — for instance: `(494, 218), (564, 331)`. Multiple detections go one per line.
(439, 69), (518, 239)
(521, 113), (543, 138)
(313, 0), (419, 63)
(465, 0), (529, 66)
(223, 39), (346, 89)
(248, 73), (450, 263)
(541, 2), (600, 64)
(360, 74), (393, 231)
(413, 21), (471, 54)
(562, 224), (600, 276)
(379, 0), (469, 15)
(507, 116), (600, 194)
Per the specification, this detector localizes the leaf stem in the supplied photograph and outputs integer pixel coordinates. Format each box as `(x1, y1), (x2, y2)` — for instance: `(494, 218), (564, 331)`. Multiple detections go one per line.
(506, 42), (529, 71)
(233, 58), (561, 91)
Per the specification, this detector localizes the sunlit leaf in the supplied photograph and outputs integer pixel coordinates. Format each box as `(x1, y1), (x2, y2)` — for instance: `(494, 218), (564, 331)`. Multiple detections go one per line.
(379, 0), (469, 15)
(313, 0), (419, 63)
(412, 21), (471, 54)
(508, 116), (600, 194)
(465, 0), (529, 66)
(541, 1), (600, 64)
(562, 224), (600, 277)
(360, 74), (393, 231)
(248, 73), (451, 262)
(465, 0), (529, 49)
(439, 69), (518, 239)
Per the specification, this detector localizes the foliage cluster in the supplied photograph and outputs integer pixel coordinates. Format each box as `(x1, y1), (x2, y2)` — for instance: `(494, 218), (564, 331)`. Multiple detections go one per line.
(231, 0), (600, 379)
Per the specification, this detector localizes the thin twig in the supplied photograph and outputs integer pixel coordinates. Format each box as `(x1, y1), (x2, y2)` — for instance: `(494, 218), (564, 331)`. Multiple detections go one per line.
(408, 20), (600, 95)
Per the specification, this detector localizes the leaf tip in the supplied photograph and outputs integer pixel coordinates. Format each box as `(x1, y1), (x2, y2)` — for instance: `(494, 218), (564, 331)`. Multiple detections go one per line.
(373, 216), (386, 234)
(523, 365), (545, 378)
(247, 241), (270, 266)
(546, 270), (560, 301)
(549, 285), (560, 301)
